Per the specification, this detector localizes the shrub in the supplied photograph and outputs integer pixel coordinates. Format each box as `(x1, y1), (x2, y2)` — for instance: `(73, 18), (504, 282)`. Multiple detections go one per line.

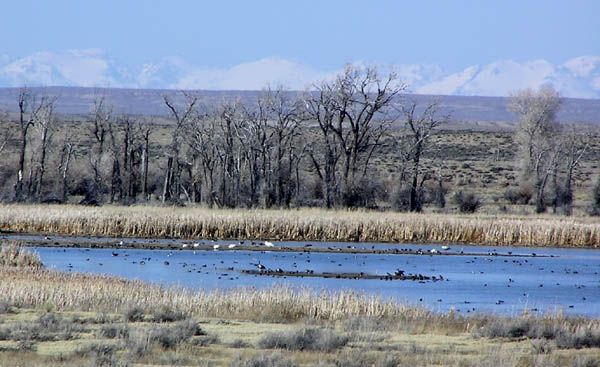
(228, 339), (250, 348)
(124, 329), (151, 357)
(75, 343), (120, 367)
(124, 307), (145, 322)
(555, 326), (600, 349)
(97, 324), (129, 339)
(147, 319), (199, 349)
(229, 352), (297, 367)
(572, 355), (600, 367)
(479, 318), (533, 338)
(16, 339), (37, 352)
(152, 306), (187, 322)
(0, 301), (14, 314)
(190, 333), (219, 347)
(453, 190), (481, 213)
(504, 185), (532, 205)
(590, 176), (600, 216)
(258, 328), (348, 352)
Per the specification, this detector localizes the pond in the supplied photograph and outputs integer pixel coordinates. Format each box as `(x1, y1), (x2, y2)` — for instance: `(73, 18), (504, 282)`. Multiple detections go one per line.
(8, 233), (596, 317)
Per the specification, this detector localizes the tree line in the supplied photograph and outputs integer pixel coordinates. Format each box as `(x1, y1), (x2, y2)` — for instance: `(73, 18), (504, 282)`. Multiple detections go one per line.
(0, 65), (598, 215)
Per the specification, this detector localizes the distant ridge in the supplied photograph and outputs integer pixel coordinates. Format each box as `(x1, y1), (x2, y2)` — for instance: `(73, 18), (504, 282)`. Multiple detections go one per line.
(0, 86), (599, 125)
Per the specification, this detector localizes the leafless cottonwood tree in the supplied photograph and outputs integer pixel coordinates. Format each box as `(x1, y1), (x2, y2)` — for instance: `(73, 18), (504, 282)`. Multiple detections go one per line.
(549, 125), (593, 215)
(58, 135), (76, 203)
(509, 85), (562, 213)
(87, 95), (114, 203)
(14, 87), (46, 201)
(332, 66), (404, 206)
(187, 110), (218, 206)
(264, 88), (306, 207)
(31, 95), (58, 201)
(140, 123), (151, 201)
(162, 92), (197, 203)
(306, 65), (404, 207)
(305, 82), (342, 208)
(397, 101), (448, 212)
(240, 96), (274, 207)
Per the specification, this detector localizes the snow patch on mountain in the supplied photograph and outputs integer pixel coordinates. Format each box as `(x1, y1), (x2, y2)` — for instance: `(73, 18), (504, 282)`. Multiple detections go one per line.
(0, 50), (599, 98)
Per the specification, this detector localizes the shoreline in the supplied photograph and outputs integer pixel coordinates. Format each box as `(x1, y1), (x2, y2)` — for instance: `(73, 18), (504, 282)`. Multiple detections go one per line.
(1, 232), (551, 257)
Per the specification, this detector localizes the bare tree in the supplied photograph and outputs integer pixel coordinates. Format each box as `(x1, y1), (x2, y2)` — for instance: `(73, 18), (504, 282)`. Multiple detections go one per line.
(509, 85), (562, 213)
(305, 82), (342, 208)
(550, 125), (592, 215)
(87, 95), (113, 203)
(239, 96), (273, 207)
(332, 66), (404, 206)
(14, 87), (46, 201)
(140, 124), (151, 201)
(305, 65), (404, 207)
(397, 101), (447, 212)
(31, 95), (58, 201)
(264, 88), (305, 207)
(58, 136), (76, 203)
(162, 92), (198, 203)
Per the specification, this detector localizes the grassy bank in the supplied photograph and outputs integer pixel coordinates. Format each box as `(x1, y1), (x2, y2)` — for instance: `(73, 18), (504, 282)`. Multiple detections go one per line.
(1, 204), (600, 248)
(1, 244), (600, 366)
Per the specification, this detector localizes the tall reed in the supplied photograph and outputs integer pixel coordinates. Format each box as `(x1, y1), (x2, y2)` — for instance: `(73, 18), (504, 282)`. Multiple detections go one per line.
(1, 267), (597, 338)
(0, 267), (431, 323)
(0, 242), (43, 268)
(1, 204), (599, 247)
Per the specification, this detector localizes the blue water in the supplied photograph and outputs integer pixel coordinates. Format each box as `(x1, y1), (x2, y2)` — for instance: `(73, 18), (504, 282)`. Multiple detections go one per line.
(28, 239), (600, 317)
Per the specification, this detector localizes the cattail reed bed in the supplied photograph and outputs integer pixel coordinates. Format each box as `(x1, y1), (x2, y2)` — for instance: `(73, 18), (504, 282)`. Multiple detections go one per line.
(0, 243), (43, 268)
(0, 266), (433, 323)
(1, 266), (599, 340)
(1, 204), (599, 248)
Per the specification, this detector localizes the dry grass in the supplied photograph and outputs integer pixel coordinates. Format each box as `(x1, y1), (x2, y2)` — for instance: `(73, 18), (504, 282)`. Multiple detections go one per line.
(1, 266), (599, 366)
(1, 204), (600, 247)
(0, 266), (438, 324)
(0, 243), (43, 268)
(1, 266), (599, 336)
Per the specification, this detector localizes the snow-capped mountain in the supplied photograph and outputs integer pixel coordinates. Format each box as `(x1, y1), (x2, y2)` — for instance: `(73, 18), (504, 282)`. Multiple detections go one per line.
(417, 58), (600, 98)
(0, 49), (129, 88)
(0, 50), (599, 98)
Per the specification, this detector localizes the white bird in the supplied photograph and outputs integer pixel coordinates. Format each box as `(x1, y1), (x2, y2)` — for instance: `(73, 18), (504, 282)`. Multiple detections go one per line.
(430, 248), (438, 254)
(213, 244), (221, 250)
(228, 244), (237, 249)
(264, 241), (274, 247)
(193, 243), (200, 248)
(182, 244), (189, 249)
(118, 240), (124, 246)
(441, 245), (450, 250)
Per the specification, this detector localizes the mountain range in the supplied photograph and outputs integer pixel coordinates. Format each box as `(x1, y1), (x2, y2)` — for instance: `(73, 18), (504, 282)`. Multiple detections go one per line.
(1, 50), (600, 99)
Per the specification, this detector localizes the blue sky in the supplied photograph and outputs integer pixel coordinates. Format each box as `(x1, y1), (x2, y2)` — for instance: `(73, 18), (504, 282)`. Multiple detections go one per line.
(2, 0), (598, 71)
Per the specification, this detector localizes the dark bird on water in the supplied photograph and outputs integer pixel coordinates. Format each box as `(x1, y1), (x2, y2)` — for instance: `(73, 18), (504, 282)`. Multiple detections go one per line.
(251, 262), (266, 270)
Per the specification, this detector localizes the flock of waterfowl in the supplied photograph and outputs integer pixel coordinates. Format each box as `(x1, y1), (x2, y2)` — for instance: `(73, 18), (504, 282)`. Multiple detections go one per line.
(4, 232), (598, 315)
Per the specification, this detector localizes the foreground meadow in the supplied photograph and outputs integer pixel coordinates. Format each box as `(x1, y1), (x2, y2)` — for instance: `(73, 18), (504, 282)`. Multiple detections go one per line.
(0, 245), (599, 366)
(1, 204), (599, 248)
